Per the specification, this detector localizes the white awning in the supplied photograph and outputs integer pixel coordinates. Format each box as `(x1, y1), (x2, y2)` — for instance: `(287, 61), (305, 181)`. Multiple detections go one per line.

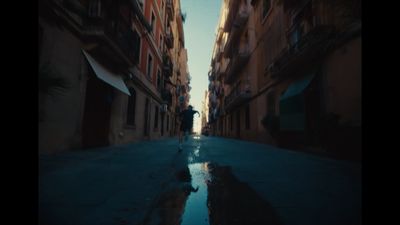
(82, 50), (131, 96)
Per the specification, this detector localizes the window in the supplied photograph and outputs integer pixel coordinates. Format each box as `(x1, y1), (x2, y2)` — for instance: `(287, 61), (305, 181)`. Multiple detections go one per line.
(151, 11), (156, 34)
(159, 34), (163, 51)
(245, 104), (250, 129)
(127, 88), (137, 125)
(132, 29), (141, 64)
(154, 106), (159, 129)
(157, 69), (162, 92)
(147, 54), (153, 78)
(262, 0), (272, 19)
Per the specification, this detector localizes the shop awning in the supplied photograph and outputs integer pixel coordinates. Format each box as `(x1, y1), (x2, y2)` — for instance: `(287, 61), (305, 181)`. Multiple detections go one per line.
(280, 72), (315, 101)
(279, 71), (316, 130)
(82, 50), (130, 96)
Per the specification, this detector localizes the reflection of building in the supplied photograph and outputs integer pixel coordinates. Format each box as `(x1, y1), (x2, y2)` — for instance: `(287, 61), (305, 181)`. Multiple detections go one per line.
(201, 91), (209, 133)
(208, 0), (361, 160)
(39, 0), (189, 153)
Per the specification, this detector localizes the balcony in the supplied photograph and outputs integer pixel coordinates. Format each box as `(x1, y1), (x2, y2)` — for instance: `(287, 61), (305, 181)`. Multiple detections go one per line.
(215, 44), (224, 62)
(218, 59), (228, 79)
(163, 53), (173, 77)
(281, 0), (311, 12)
(42, 0), (147, 70)
(225, 80), (251, 112)
(269, 25), (336, 79)
(225, 46), (251, 84)
(214, 62), (220, 78)
(180, 85), (187, 94)
(224, 0), (241, 32)
(166, 0), (174, 21)
(224, 8), (249, 57)
(208, 70), (216, 81)
(161, 88), (173, 106)
(83, 17), (142, 69)
(216, 27), (224, 44)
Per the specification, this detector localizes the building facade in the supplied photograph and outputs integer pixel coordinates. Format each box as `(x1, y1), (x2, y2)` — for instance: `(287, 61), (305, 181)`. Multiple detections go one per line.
(208, 0), (361, 160)
(39, 0), (189, 154)
(201, 90), (209, 134)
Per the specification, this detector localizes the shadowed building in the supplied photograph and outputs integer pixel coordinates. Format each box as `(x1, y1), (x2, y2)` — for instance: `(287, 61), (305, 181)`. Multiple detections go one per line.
(39, 0), (189, 153)
(208, 0), (361, 160)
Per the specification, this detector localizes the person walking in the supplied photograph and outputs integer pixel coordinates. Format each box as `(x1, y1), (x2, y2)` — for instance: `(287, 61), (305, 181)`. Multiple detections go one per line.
(178, 105), (200, 151)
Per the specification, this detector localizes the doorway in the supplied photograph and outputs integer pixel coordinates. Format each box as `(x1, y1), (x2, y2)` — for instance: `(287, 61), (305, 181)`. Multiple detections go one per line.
(82, 71), (112, 148)
(161, 113), (165, 136)
(144, 98), (150, 137)
(304, 72), (323, 147)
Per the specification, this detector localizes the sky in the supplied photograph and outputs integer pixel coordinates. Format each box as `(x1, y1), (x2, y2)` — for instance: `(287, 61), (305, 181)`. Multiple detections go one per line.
(180, 0), (222, 133)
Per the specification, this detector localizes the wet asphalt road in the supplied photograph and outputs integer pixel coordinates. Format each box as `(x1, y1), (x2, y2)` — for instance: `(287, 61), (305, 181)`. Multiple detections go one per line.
(39, 135), (361, 225)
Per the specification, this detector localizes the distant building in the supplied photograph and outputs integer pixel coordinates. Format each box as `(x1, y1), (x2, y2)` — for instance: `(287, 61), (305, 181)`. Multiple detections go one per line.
(39, 0), (189, 153)
(201, 91), (209, 133)
(208, 0), (361, 160)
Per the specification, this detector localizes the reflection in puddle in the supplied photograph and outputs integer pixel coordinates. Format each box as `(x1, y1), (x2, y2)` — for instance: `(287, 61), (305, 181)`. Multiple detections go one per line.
(188, 145), (201, 164)
(181, 163), (211, 225)
(149, 138), (282, 225)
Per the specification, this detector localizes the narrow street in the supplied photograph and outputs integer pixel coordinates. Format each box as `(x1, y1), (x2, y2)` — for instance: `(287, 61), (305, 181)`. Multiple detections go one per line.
(39, 135), (361, 225)
(39, 0), (362, 224)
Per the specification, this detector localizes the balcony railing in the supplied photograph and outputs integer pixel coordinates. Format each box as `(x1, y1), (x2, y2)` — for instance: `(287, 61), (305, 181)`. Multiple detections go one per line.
(84, 16), (142, 67)
(163, 53), (173, 77)
(161, 88), (173, 106)
(224, 0), (241, 32)
(43, 0), (146, 68)
(225, 80), (251, 111)
(216, 27), (224, 44)
(269, 25), (336, 78)
(224, 7), (249, 57)
(214, 62), (220, 77)
(225, 46), (251, 84)
(218, 59), (228, 79)
(208, 70), (216, 82)
(215, 44), (224, 62)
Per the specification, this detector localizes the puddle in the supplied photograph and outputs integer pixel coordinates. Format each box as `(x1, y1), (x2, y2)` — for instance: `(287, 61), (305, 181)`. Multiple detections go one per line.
(180, 163), (212, 225)
(146, 137), (282, 225)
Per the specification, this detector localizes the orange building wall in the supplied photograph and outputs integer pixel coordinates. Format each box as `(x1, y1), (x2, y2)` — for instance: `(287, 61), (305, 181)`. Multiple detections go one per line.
(138, 0), (166, 88)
